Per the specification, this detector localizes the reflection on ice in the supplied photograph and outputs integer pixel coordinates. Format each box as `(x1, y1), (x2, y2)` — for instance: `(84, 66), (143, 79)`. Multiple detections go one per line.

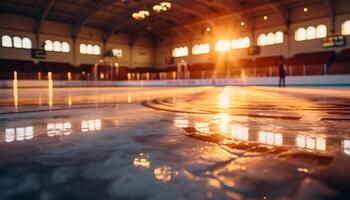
(81, 119), (102, 132)
(154, 165), (172, 182)
(47, 122), (72, 137)
(133, 153), (150, 168)
(5, 126), (34, 143)
(216, 113), (230, 133)
(258, 131), (283, 146)
(194, 122), (209, 134)
(231, 124), (249, 141)
(174, 119), (189, 128)
(296, 135), (326, 151)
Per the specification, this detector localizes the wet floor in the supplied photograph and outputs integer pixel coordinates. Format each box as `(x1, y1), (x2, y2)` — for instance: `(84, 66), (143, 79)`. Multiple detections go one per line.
(0, 86), (350, 200)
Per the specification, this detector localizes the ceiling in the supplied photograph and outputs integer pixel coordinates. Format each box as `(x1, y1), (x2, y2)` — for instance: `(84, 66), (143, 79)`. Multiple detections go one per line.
(0, 0), (326, 39)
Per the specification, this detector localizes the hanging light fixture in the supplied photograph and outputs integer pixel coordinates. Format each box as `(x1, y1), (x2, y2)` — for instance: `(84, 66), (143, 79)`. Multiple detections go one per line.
(153, 2), (171, 13)
(132, 10), (150, 20)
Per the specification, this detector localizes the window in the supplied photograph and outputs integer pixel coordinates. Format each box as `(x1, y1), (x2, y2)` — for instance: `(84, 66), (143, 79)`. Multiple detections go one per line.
(53, 41), (61, 52)
(306, 26), (316, 40)
(266, 33), (275, 45)
(275, 31), (284, 44)
(192, 43), (210, 54)
(2, 35), (32, 49)
(257, 34), (267, 46)
(93, 45), (101, 55)
(45, 40), (53, 51)
(86, 44), (93, 55)
(172, 46), (188, 57)
(80, 43), (101, 55)
(342, 20), (350, 35)
(61, 42), (70, 52)
(215, 40), (230, 52)
(80, 44), (86, 54)
(13, 36), (22, 48)
(295, 24), (327, 41)
(112, 49), (123, 57)
(22, 37), (32, 49)
(295, 28), (306, 41)
(231, 37), (250, 49)
(2, 35), (12, 47)
(316, 24), (327, 38)
(257, 31), (283, 46)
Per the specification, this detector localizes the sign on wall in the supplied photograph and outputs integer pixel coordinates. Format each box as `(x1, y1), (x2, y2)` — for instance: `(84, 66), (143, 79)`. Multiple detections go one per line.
(323, 35), (345, 48)
(31, 49), (46, 59)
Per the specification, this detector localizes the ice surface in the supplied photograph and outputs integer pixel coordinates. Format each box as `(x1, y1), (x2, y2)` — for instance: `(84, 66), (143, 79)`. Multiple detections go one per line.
(0, 86), (350, 200)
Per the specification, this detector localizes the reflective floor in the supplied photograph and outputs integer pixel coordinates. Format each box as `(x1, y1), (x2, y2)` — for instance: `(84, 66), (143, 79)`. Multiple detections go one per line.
(0, 86), (350, 200)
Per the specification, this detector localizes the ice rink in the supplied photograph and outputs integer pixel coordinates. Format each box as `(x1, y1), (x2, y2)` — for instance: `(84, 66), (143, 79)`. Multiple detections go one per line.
(1, 86), (350, 200)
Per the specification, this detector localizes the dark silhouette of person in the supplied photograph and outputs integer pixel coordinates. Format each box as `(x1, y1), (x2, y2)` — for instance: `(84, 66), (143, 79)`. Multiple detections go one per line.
(278, 61), (286, 87)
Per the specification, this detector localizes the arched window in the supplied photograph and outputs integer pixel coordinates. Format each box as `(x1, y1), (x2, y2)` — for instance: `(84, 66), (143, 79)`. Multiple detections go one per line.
(257, 34), (266, 46)
(13, 36), (22, 48)
(316, 24), (327, 38)
(215, 40), (229, 52)
(93, 45), (101, 55)
(295, 28), (306, 41)
(53, 41), (61, 52)
(232, 37), (250, 49)
(266, 33), (275, 45)
(86, 44), (93, 54)
(173, 46), (189, 57)
(342, 20), (350, 35)
(192, 43), (210, 54)
(61, 42), (70, 52)
(275, 31), (283, 43)
(80, 44), (87, 54)
(243, 37), (250, 48)
(2, 35), (12, 47)
(22, 37), (31, 49)
(306, 26), (316, 40)
(45, 40), (53, 51)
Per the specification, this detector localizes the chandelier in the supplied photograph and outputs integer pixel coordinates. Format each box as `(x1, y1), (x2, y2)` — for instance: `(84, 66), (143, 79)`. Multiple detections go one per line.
(153, 2), (171, 13)
(132, 10), (150, 20)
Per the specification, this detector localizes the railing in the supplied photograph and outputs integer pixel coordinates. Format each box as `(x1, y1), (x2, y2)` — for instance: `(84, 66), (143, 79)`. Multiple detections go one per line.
(2, 64), (349, 81)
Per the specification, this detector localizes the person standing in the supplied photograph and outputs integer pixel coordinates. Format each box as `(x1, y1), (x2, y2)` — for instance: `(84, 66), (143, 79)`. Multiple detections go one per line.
(278, 61), (286, 87)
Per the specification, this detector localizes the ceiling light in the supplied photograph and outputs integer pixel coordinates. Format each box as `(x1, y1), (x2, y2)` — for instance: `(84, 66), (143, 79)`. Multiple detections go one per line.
(132, 10), (150, 20)
(263, 16), (268, 20)
(304, 7), (308, 12)
(241, 21), (245, 26)
(153, 2), (171, 13)
(206, 27), (211, 32)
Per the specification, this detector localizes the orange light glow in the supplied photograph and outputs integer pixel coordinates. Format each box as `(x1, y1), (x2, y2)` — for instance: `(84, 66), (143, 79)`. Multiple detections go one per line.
(215, 40), (230, 52)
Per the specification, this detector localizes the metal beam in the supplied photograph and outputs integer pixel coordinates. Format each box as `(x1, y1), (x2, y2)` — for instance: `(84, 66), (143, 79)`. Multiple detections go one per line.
(266, 0), (290, 27)
(33, 0), (56, 48)
(33, 0), (56, 34)
(323, 0), (336, 33)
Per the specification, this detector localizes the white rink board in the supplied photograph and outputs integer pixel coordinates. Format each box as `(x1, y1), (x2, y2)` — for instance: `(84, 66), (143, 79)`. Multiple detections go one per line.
(1, 75), (350, 88)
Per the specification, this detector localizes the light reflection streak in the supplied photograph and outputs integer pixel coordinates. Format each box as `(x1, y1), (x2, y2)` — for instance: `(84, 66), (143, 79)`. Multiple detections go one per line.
(5, 126), (34, 143)
(258, 131), (283, 146)
(216, 113), (230, 133)
(296, 135), (326, 151)
(217, 88), (230, 108)
(47, 122), (71, 137)
(48, 72), (53, 107)
(13, 71), (18, 109)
